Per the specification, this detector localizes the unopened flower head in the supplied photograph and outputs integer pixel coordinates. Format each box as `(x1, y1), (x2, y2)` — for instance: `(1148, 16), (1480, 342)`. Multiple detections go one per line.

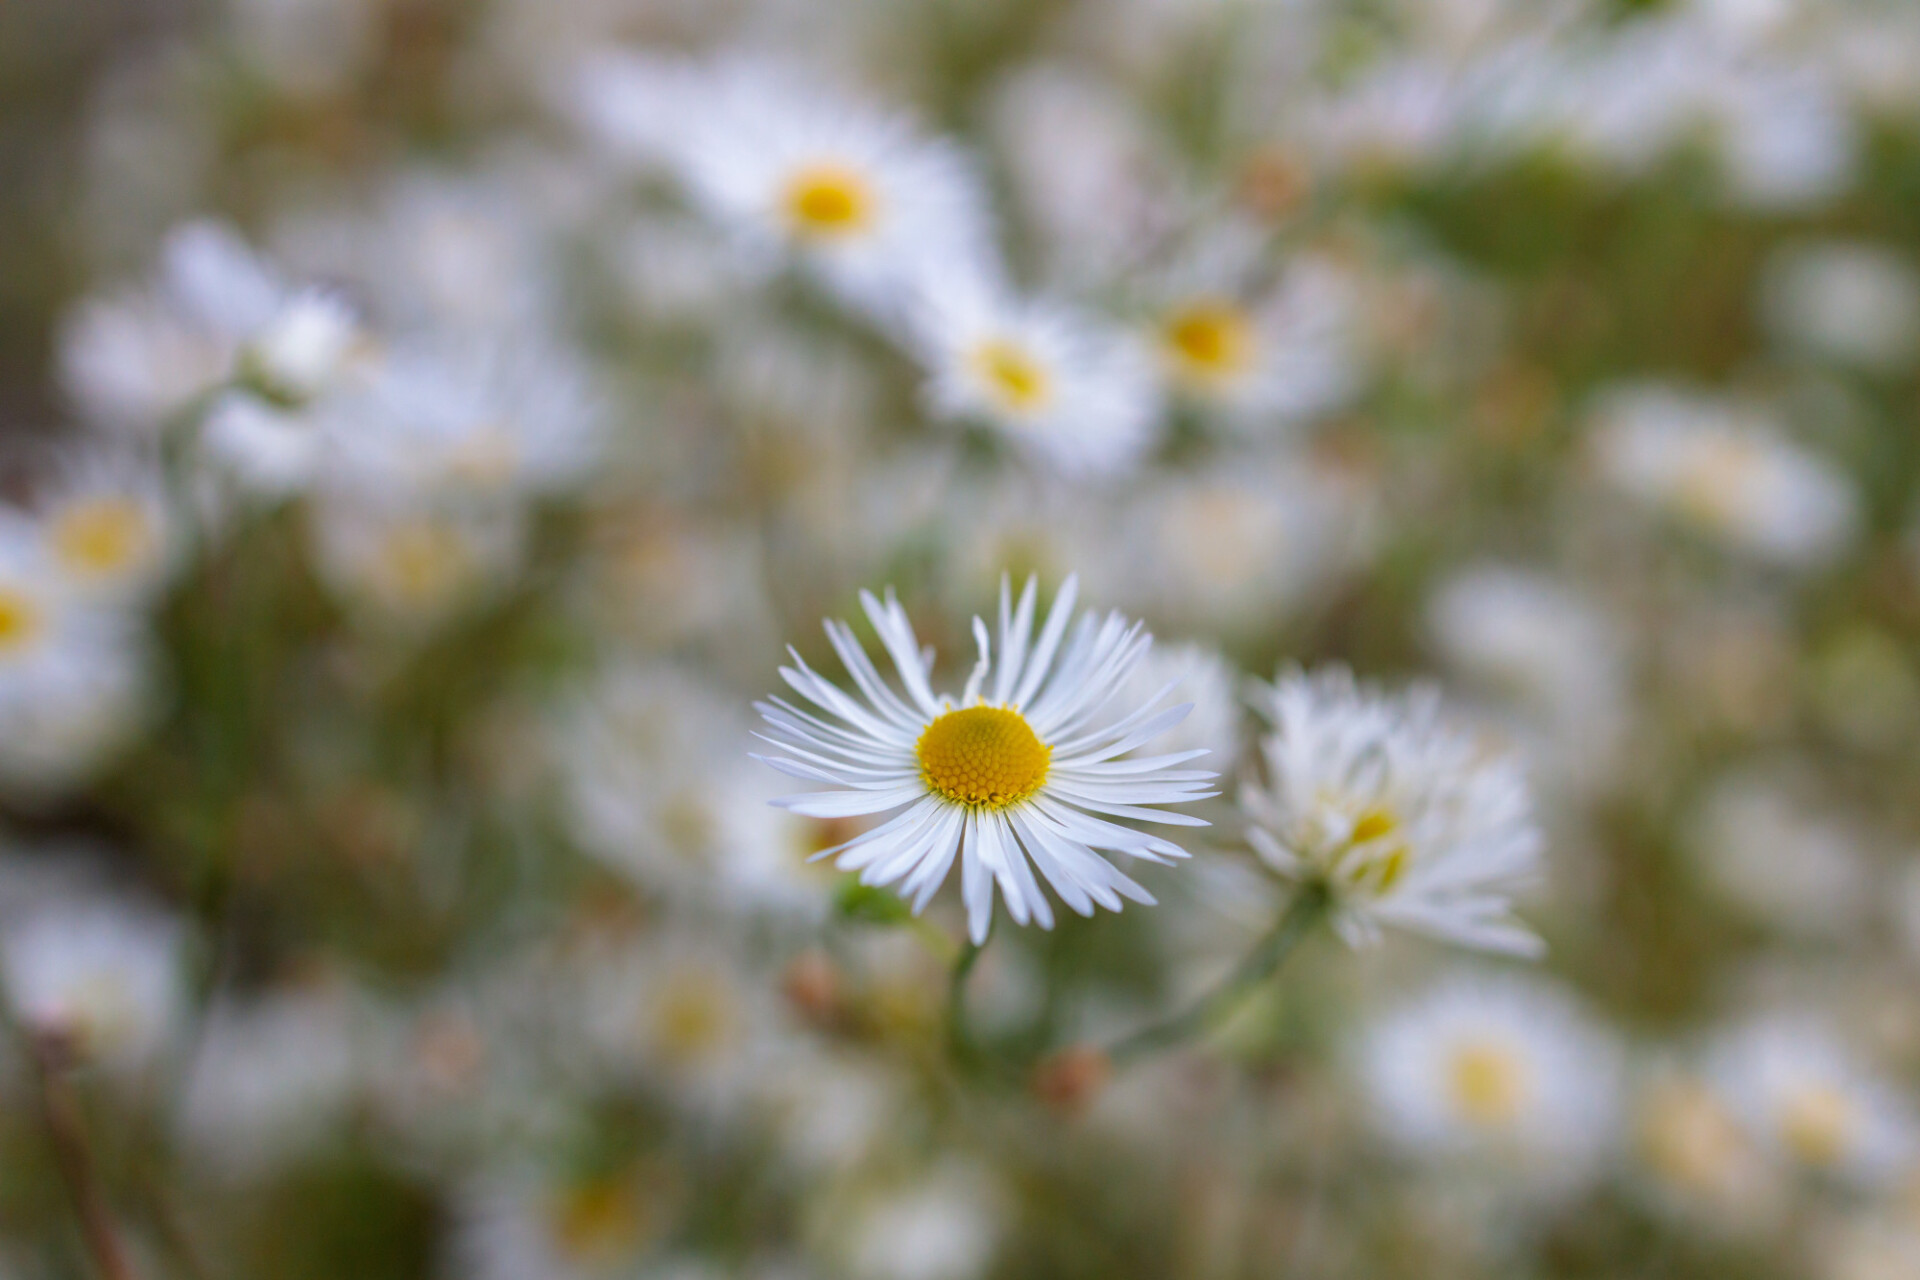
(1243, 667), (1544, 956)
(754, 575), (1217, 944)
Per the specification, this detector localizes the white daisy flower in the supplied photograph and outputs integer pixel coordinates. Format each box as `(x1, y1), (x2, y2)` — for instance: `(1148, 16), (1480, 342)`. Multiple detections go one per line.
(1360, 971), (1624, 1193)
(1589, 384), (1859, 569)
(912, 273), (1162, 478)
(754, 574), (1217, 945)
(30, 446), (180, 605)
(1709, 1014), (1919, 1189)
(669, 59), (992, 323)
(451, 1163), (676, 1280)
(1150, 253), (1361, 433)
(0, 524), (153, 794)
(0, 892), (186, 1069)
(1242, 667), (1544, 957)
(1631, 1063), (1784, 1234)
(308, 493), (525, 629)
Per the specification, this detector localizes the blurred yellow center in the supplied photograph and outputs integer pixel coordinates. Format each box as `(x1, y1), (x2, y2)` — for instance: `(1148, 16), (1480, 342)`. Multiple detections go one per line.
(1448, 1041), (1526, 1126)
(1781, 1085), (1855, 1168)
(970, 340), (1053, 414)
(653, 971), (734, 1064)
(548, 1179), (644, 1265)
(1342, 806), (1409, 895)
(782, 164), (876, 239)
(52, 500), (150, 577)
(917, 705), (1051, 810)
(1640, 1081), (1746, 1193)
(379, 524), (467, 606)
(1164, 301), (1255, 384)
(0, 588), (42, 654)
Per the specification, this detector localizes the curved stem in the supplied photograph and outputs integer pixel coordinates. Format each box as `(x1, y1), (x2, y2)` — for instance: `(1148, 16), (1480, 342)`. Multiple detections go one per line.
(30, 1036), (136, 1280)
(1108, 883), (1329, 1064)
(946, 936), (986, 1064)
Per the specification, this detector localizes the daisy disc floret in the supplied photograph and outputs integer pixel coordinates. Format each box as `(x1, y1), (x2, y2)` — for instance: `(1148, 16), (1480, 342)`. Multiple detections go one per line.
(754, 575), (1217, 943)
(1242, 667), (1544, 957)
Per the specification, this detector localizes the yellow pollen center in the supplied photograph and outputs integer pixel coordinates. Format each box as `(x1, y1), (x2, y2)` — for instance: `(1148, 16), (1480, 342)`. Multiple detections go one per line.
(916, 705), (1052, 810)
(378, 524), (469, 606)
(0, 587), (43, 654)
(52, 500), (150, 578)
(1781, 1085), (1855, 1168)
(1339, 806), (1410, 895)
(970, 340), (1053, 414)
(1164, 300), (1255, 384)
(781, 163), (876, 239)
(1448, 1040), (1527, 1126)
(548, 1179), (646, 1265)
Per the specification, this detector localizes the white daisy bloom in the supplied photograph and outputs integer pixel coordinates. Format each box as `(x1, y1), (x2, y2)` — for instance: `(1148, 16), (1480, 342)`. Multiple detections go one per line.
(1243, 667), (1544, 957)
(30, 446), (179, 605)
(451, 1163), (673, 1280)
(318, 336), (602, 503)
(1631, 1063), (1784, 1234)
(754, 574), (1217, 945)
(1709, 1014), (1919, 1189)
(669, 60), (992, 324)
(0, 524), (153, 793)
(308, 493), (525, 628)
(58, 287), (231, 436)
(1151, 254), (1361, 433)
(913, 274), (1162, 478)
(160, 219), (363, 403)
(1760, 240), (1920, 374)
(1589, 384), (1859, 569)
(0, 893), (185, 1069)
(1360, 971), (1624, 1191)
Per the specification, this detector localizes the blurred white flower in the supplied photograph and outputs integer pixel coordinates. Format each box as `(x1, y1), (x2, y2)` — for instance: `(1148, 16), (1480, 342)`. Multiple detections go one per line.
(843, 1161), (1004, 1280)
(29, 445), (180, 605)
(177, 987), (374, 1176)
(309, 495), (526, 629)
(1631, 1063), (1784, 1234)
(755, 575), (1216, 944)
(1244, 667), (1544, 956)
(912, 271), (1162, 479)
(1684, 768), (1872, 940)
(1709, 1014), (1918, 1189)
(1761, 241), (1920, 373)
(0, 892), (185, 1069)
(1111, 640), (1242, 771)
(668, 59), (992, 324)
(1589, 384), (1859, 569)
(453, 1163), (676, 1280)
(1359, 971), (1623, 1193)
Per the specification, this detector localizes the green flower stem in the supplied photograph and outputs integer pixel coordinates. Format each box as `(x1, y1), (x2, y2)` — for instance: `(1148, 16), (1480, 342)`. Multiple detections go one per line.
(1109, 883), (1330, 1064)
(946, 936), (986, 1064)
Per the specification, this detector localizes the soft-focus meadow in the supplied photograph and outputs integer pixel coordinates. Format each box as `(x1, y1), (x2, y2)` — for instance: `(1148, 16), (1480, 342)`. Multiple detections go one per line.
(4, 0), (1920, 1277)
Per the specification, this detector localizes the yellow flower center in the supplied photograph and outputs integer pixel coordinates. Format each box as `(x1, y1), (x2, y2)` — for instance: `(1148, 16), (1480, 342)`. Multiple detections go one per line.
(1447, 1040), (1528, 1126)
(781, 163), (877, 240)
(916, 705), (1052, 810)
(1337, 806), (1410, 895)
(969, 339), (1053, 415)
(1781, 1084), (1855, 1168)
(651, 969), (735, 1065)
(0, 587), (43, 655)
(377, 523), (469, 607)
(52, 499), (151, 579)
(1640, 1080), (1747, 1193)
(547, 1178), (647, 1265)
(1163, 300), (1255, 386)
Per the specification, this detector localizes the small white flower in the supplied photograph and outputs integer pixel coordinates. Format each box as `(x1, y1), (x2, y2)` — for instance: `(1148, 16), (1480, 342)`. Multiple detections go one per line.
(1360, 971), (1624, 1192)
(308, 493), (525, 628)
(1, 894), (185, 1068)
(669, 60), (992, 323)
(755, 575), (1216, 944)
(1243, 667), (1544, 956)
(452, 1163), (673, 1280)
(913, 273), (1162, 478)
(30, 446), (179, 605)
(1709, 1014), (1918, 1188)
(1761, 240), (1920, 373)
(1631, 1062), (1784, 1233)
(845, 1161), (1004, 1280)
(1589, 384), (1859, 569)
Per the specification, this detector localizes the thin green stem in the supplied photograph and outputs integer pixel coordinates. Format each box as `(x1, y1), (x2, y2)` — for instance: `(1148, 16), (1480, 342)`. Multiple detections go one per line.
(1108, 883), (1330, 1064)
(946, 936), (986, 1064)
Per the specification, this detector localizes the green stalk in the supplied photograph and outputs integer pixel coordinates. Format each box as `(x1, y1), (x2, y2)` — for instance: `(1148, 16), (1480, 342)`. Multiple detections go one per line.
(1109, 883), (1329, 1064)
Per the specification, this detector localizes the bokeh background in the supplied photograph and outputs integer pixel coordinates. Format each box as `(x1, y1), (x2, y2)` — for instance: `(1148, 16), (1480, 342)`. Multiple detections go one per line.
(4, 1), (1920, 1277)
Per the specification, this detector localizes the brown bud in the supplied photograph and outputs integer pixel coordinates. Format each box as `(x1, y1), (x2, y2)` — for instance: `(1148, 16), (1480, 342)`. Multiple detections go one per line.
(1031, 1046), (1112, 1115)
